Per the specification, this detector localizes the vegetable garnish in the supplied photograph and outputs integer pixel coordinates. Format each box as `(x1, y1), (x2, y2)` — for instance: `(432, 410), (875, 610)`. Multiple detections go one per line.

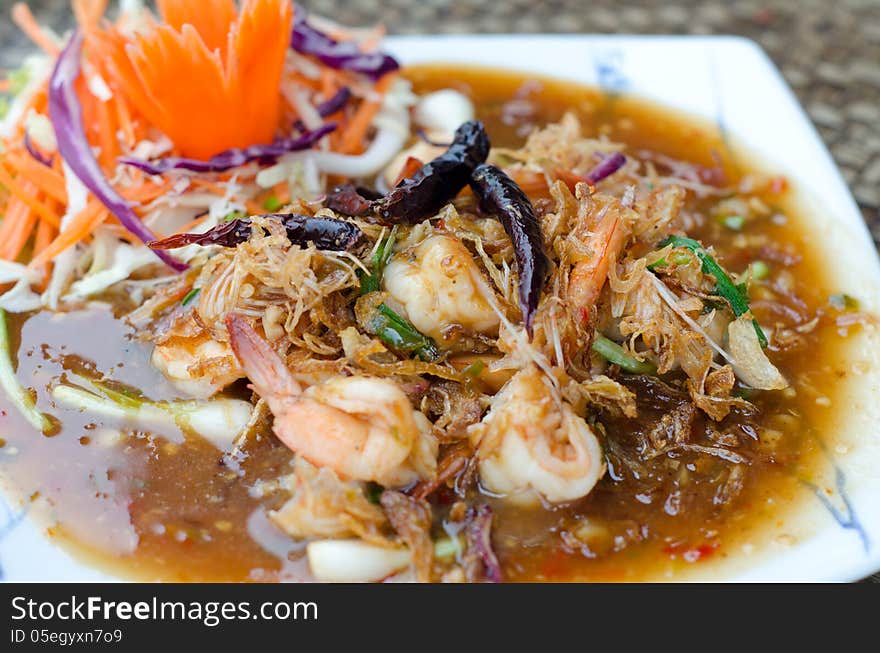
(585, 151), (626, 184)
(262, 195), (284, 212)
(150, 214), (365, 252)
(360, 230), (397, 294)
(23, 133), (53, 168)
(355, 230), (438, 359)
(592, 333), (657, 375)
(469, 163), (549, 338)
(657, 235), (768, 347)
(291, 86), (352, 133)
(51, 382), (253, 450)
(100, 0), (294, 160)
(0, 308), (55, 433)
(48, 30), (186, 272)
(118, 123), (336, 175)
(829, 293), (860, 311)
(367, 304), (440, 362)
(181, 288), (201, 307)
(291, 4), (399, 81)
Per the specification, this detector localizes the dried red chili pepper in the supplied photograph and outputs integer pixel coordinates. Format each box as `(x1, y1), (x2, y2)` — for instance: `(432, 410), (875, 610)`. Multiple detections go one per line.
(150, 214), (364, 252)
(469, 163), (549, 337)
(373, 120), (490, 224)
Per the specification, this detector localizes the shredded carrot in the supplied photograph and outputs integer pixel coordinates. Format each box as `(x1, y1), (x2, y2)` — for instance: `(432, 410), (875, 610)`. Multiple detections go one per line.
(0, 199), (25, 252)
(0, 197), (37, 261)
(112, 88), (137, 148)
(272, 183), (291, 205)
(117, 180), (174, 203)
(286, 70), (322, 92)
(244, 199), (264, 214)
(321, 69), (339, 100)
(172, 213), (212, 236)
(0, 164), (62, 229)
(102, 224), (143, 246)
(33, 212), (56, 255)
(11, 3), (60, 56)
(28, 201), (109, 268)
(188, 178), (233, 197)
(72, 0), (108, 28)
(3, 154), (67, 204)
(32, 217), (56, 288)
(339, 72), (397, 154)
(93, 87), (119, 171)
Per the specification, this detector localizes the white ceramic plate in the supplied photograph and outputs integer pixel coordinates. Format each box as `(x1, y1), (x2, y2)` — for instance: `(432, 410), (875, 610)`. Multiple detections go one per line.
(2, 35), (879, 582)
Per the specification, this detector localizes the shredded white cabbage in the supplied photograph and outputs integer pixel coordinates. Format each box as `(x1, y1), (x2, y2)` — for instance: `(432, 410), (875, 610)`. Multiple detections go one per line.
(41, 161), (90, 310)
(274, 78), (414, 183)
(0, 55), (53, 139)
(23, 109), (57, 152)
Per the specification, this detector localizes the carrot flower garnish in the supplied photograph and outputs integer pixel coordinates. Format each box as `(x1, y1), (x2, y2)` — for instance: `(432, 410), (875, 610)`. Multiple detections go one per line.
(104, 0), (293, 160)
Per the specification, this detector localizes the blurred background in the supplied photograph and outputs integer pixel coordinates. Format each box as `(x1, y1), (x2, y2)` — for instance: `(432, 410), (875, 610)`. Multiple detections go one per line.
(2, 0), (878, 249)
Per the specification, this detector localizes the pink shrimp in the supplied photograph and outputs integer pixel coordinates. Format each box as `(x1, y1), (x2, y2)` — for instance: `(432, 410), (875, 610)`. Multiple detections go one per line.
(568, 210), (627, 325)
(226, 314), (436, 487)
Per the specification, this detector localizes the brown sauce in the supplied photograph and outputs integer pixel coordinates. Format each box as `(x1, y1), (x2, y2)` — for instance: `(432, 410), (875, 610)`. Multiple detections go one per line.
(0, 65), (858, 581)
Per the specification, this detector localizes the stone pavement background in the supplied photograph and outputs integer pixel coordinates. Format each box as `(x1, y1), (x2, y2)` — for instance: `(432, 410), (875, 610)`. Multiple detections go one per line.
(1, 0), (879, 581)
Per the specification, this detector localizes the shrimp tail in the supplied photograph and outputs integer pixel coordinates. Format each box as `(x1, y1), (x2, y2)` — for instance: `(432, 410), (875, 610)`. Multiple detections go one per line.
(226, 313), (301, 399)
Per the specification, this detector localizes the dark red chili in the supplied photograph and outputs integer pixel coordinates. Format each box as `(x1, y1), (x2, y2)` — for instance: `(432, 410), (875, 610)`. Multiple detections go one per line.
(149, 214), (364, 252)
(324, 183), (379, 217)
(469, 163), (549, 338)
(373, 120), (490, 224)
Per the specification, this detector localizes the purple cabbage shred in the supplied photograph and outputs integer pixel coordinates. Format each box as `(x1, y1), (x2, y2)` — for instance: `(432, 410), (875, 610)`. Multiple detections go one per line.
(290, 5), (399, 81)
(24, 133), (54, 168)
(119, 123), (336, 175)
(292, 87), (351, 132)
(585, 151), (626, 184)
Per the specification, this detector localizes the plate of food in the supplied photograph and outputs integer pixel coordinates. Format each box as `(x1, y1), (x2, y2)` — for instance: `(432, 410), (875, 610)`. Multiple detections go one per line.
(0, 0), (877, 583)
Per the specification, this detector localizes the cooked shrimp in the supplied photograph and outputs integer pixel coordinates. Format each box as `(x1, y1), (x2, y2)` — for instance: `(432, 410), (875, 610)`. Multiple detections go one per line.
(383, 234), (500, 342)
(227, 313), (437, 487)
(568, 202), (628, 324)
(469, 365), (605, 505)
(151, 334), (243, 399)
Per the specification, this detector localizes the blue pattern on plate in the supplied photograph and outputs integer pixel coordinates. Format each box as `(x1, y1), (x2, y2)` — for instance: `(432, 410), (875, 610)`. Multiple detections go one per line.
(593, 49), (628, 95)
(803, 460), (870, 553)
(0, 494), (26, 580)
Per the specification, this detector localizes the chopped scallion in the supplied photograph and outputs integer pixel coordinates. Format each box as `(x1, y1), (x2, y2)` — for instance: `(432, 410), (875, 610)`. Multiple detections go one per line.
(0, 308), (56, 434)
(359, 230), (397, 295)
(367, 304), (439, 362)
(181, 287), (200, 306)
(591, 333), (656, 374)
(262, 195), (283, 212)
(365, 482), (384, 504)
(658, 235), (768, 348)
(829, 293), (859, 311)
(221, 210), (246, 222)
